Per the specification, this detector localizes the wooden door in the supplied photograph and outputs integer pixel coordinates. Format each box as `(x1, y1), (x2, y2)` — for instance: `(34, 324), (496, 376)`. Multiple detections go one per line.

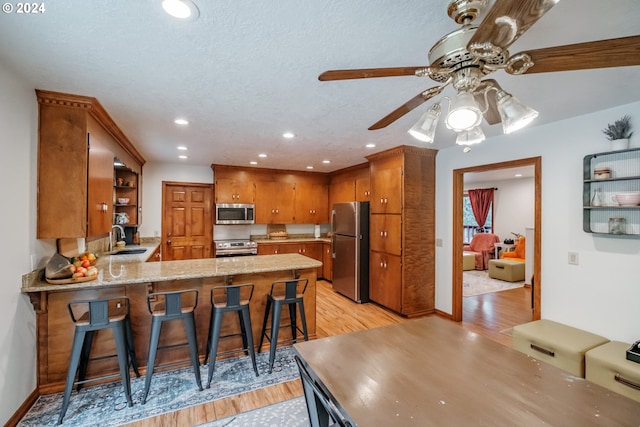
(295, 181), (329, 224)
(162, 182), (213, 260)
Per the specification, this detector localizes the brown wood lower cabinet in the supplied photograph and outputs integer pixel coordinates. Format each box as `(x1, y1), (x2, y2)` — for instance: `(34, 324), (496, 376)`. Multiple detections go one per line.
(322, 242), (332, 281)
(369, 251), (402, 313)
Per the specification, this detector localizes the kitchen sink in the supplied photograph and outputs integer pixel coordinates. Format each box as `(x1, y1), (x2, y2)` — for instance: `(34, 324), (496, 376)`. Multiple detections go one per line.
(112, 248), (147, 255)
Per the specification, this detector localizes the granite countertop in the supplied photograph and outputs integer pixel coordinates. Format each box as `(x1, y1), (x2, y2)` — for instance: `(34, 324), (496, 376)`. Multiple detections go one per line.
(22, 243), (322, 293)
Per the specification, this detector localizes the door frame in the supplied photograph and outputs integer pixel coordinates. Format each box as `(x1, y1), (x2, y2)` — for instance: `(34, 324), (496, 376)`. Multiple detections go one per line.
(451, 156), (542, 322)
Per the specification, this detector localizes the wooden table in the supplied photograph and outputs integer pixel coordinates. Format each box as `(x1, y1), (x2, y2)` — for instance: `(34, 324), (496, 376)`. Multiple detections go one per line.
(293, 316), (640, 426)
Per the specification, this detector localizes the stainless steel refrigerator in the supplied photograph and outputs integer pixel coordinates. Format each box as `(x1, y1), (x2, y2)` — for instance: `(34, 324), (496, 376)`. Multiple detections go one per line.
(331, 202), (369, 303)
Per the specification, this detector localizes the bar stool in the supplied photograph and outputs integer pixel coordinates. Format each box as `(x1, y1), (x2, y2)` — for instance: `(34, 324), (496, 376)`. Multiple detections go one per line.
(258, 278), (309, 373)
(59, 296), (139, 425)
(142, 289), (203, 404)
(205, 283), (259, 388)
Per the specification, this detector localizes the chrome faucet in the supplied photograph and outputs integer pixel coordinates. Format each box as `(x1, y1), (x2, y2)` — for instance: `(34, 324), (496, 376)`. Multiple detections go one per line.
(110, 225), (125, 252)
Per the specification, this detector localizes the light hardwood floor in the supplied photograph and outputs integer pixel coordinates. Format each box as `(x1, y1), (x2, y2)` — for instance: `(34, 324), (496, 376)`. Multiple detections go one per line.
(125, 280), (530, 426)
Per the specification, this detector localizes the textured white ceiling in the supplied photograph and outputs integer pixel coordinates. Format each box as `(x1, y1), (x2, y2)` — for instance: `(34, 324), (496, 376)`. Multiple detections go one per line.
(0, 0), (638, 172)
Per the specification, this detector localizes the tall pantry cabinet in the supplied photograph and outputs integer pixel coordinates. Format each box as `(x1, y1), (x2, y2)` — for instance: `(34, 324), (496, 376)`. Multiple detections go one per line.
(367, 145), (437, 317)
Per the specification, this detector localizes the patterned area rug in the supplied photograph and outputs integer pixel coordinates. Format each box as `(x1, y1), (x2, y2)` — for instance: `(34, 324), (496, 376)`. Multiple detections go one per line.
(463, 270), (524, 297)
(18, 347), (299, 427)
(196, 397), (308, 427)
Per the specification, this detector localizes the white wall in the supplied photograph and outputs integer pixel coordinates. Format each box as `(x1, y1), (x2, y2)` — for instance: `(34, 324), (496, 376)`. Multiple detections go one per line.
(436, 101), (640, 343)
(465, 177), (535, 241)
(0, 62), (56, 424)
(137, 162), (214, 238)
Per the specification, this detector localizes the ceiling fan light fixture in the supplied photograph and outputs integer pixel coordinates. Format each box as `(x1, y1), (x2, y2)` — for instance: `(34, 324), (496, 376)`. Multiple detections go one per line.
(496, 90), (538, 134)
(408, 103), (441, 143)
(445, 91), (482, 131)
(456, 125), (485, 146)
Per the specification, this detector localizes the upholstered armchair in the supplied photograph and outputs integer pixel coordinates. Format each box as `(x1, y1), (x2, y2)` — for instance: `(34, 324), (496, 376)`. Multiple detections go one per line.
(501, 236), (526, 262)
(463, 233), (500, 270)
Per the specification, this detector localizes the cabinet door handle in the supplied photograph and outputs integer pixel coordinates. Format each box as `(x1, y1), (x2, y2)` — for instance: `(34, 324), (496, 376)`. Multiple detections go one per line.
(383, 231), (388, 237)
(380, 231), (384, 237)
(380, 198), (384, 204)
(380, 261), (384, 268)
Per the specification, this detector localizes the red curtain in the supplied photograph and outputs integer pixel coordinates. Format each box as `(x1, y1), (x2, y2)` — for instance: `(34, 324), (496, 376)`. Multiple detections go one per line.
(468, 188), (494, 231)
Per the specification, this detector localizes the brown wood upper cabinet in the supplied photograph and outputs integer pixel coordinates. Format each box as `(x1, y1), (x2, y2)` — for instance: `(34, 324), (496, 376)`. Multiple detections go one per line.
(212, 165), (329, 224)
(36, 90), (144, 239)
(328, 163), (370, 209)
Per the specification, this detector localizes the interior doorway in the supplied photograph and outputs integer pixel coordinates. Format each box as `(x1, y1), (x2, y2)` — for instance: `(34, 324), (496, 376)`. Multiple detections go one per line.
(452, 157), (542, 323)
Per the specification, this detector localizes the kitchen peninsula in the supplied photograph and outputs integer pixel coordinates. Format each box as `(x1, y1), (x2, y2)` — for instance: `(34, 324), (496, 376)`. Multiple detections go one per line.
(22, 247), (321, 394)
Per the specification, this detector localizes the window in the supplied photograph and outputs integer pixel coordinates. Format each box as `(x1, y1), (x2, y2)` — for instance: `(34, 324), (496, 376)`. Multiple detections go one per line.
(463, 194), (493, 243)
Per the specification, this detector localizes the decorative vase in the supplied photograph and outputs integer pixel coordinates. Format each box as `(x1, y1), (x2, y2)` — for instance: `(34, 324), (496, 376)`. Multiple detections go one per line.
(591, 188), (602, 207)
(610, 138), (629, 151)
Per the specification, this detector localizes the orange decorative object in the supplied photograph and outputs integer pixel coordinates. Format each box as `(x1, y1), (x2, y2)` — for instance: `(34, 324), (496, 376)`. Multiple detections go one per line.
(501, 236), (526, 262)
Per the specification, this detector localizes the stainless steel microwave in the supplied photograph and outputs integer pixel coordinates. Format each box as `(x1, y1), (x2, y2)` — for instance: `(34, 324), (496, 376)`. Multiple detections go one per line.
(215, 203), (255, 225)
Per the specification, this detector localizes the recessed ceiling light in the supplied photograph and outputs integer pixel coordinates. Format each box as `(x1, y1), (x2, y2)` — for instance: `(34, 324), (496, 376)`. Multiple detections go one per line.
(250, 161), (257, 165)
(179, 155), (188, 159)
(515, 173), (523, 177)
(177, 146), (188, 150)
(174, 118), (189, 125)
(258, 153), (267, 158)
(463, 147), (471, 153)
(162, 0), (199, 20)
(283, 132), (295, 139)
(306, 166), (314, 170)
(366, 143), (376, 148)
(322, 160), (331, 164)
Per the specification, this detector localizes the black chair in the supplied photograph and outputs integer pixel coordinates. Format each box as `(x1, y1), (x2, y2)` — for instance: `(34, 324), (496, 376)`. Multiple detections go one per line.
(205, 283), (259, 388)
(59, 296), (139, 424)
(258, 278), (309, 373)
(142, 289), (203, 404)
(294, 355), (352, 427)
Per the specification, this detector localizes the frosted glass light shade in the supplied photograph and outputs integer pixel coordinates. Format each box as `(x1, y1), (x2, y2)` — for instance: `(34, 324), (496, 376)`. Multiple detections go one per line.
(445, 91), (482, 131)
(162, 0), (199, 19)
(456, 126), (485, 146)
(496, 90), (538, 134)
(408, 103), (441, 143)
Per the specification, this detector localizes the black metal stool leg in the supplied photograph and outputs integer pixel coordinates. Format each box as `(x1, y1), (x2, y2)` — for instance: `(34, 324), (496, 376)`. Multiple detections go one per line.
(113, 323), (133, 407)
(58, 329), (86, 425)
(76, 330), (94, 392)
(258, 297), (272, 352)
(207, 310), (224, 387)
(241, 306), (259, 376)
(297, 300), (309, 341)
(288, 303), (298, 342)
(268, 301), (283, 374)
(183, 313), (203, 391)
(125, 317), (140, 377)
(238, 310), (249, 356)
(142, 318), (163, 404)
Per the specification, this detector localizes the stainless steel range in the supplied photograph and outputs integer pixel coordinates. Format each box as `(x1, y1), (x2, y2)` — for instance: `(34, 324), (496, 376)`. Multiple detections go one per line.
(213, 225), (258, 257)
(214, 239), (258, 257)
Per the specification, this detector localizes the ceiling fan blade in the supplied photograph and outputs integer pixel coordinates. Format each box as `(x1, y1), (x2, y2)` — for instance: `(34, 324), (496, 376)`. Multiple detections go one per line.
(318, 67), (428, 81)
(468, 0), (557, 53)
(510, 35), (640, 74)
(368, 84), (447, 130)
(474, 80), (501, 125)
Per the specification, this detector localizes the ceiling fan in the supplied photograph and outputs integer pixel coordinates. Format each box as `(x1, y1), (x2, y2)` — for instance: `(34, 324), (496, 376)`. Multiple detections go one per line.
(319, 0), (640, 145)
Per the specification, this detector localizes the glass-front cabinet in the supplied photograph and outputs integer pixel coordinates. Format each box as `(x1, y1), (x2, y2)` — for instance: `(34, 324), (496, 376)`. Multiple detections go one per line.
(583, 147), (640, 236)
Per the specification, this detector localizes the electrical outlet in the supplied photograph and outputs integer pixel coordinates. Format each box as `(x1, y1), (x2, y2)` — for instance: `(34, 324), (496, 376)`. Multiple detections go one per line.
(568, 251), (579, 265)
(436, 238), (443, 247)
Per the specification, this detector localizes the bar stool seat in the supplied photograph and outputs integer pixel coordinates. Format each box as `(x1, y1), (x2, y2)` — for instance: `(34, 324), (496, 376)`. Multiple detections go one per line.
(142, 289), (203, 404)
(205, 283), (259, 388)
(58, 296), (139, 424)
(258, 278), (309, 373)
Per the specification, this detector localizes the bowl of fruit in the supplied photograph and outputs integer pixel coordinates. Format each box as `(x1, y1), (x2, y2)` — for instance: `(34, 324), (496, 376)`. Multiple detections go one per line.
(45, 252), (100, 284)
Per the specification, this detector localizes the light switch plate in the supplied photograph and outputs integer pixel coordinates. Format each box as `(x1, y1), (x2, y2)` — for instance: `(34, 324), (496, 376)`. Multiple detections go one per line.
(568, 251), (579, 265)
(436, 238), (443, 247)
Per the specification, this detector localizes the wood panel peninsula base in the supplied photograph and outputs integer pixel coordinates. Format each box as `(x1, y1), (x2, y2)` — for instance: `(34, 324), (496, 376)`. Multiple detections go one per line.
(22, 253), (321, 395)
